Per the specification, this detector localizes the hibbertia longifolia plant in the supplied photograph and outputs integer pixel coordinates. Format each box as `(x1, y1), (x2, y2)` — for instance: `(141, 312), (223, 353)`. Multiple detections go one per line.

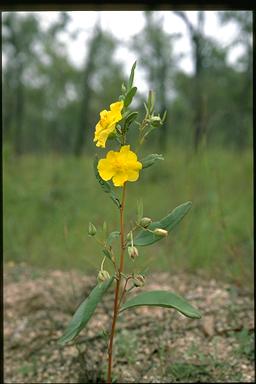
(59, 62), (201, 383)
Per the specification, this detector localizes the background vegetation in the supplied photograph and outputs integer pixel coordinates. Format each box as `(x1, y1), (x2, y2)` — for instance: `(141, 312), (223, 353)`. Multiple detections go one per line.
(3, 11), (253, 289)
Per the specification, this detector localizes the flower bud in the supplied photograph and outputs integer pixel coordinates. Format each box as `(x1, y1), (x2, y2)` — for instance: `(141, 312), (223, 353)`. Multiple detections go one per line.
(151, 116), (161, 122)
(128, 246), (138, 260)
(154, 228), (168, 237)
(139, 217), (152, 228)
(97, 270), (110, 283)
(121, 83), (126, 93)
(132, 274), (145, 287)
(126, 231), (132, 241)
(88, 222), (97, 236)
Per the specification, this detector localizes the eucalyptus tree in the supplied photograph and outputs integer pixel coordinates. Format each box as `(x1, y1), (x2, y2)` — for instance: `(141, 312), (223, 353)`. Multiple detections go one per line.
(173, 11), (208, 152)
(74, 21), (124, 156)
(2, 12), (41, 154)
(217, 11), (252, 148)
(130, 11), (180, 152)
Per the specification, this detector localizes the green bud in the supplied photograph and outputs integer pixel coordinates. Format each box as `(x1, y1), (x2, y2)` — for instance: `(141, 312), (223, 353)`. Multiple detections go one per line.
(154, 228), (168, 237)
(132, 274), (145, 287)
(139, 217), (152, 228)
(88, 222), (97, 236)
(121, 83), (127, 93)
(126, 231), (132, 241)
(128, 246), (138, 260)
(97, 270), (110, 283)
(151, 116), (161, 123)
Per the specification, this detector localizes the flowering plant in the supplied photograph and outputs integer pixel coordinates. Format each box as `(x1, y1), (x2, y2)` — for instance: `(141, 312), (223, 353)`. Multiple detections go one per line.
(59, 62), (201, 383)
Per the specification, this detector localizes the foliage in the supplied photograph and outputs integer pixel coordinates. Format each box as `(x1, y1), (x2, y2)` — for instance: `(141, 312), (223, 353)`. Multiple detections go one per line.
(3, 146), (253, 288)
(2, 11), (252, 154)
(233, 328), (255, 361)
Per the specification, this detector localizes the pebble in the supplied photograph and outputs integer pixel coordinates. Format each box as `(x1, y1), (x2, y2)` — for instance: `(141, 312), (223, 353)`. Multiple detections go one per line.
(4, 267), (254, 383)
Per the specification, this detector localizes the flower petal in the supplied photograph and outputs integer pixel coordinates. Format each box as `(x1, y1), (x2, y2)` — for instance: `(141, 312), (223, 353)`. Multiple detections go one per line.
(110, 101), (124, 112)
(94, 101), (123, 148)
(120, 145), (130, 153)
(98, 159), (115, 180)
(126, 169), (140, 182)
(112, 172), (127, 187)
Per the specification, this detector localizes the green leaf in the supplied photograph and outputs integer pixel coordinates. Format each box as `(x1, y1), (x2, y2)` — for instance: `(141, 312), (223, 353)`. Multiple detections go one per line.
(106, 231), (120, 246)
(127, 61), (136, 90)
(120, 290), (201, 319)
(136, 198), (143, 223)
(159, 201), (192, 228)
(93, 156), (120, 208)
(147, 90), (155, 114)
(124, 111), (138, 131)
(143, 102), (149, 115)
(59, 276), (114, 345)
(102, 221), (108, 240)
(124, 87), (137, 108)
(141, 154), (164, 169)
(161, 110), (167, 124)
(133, 201), (192, 246)
(102, 249), (114, 264)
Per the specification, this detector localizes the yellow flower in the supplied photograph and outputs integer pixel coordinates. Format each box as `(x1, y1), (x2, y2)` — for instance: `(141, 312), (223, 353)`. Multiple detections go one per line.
(94, 101), (124, 148)
(97, 145), (142, 187)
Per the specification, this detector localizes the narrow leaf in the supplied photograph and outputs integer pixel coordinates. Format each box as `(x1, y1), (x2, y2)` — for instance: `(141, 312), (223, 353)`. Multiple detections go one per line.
(124, 111), (138, 131)
(59, 276), (114, 345)
(133, 201), (192, 246)
(127, 61), (136, 90)
(124, 87), (137, 108)
(136, 198), (143, 223)
(147, 90), (155, 114)
(141, 154), (164, 169)
(102, 249), (113, 263)
(161, 110), (167, 124)
(120, 290), (201, 319)
(106, 231), (120, 246)
(143, 102), (149, 115)
(102, 221), (108, 240)
(159, 201), (192, 229)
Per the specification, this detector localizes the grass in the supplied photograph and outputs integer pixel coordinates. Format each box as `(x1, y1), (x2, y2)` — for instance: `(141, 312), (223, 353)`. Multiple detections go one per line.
(233, 328), (255, 361)
(3, 145), (253, 289)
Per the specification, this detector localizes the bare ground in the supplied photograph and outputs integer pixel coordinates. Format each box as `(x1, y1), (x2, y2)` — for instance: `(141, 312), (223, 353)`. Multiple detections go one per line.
(4, 262), (255, 383)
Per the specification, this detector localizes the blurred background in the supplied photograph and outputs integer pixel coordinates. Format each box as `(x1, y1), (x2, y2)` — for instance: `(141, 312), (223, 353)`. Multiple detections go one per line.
(3, 10), (253, 289)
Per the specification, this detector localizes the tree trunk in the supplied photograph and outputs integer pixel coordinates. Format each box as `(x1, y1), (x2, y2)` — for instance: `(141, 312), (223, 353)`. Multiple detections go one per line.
(192, 30), (206, 152)
(14, 66), (24, 155)
(73, 27), (102, 157)
(157, 53), (168, 152)
(174, 11), (206, 152)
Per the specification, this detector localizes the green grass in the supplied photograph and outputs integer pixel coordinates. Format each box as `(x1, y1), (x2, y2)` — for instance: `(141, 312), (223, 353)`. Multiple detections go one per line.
(3, 145), (253, 289)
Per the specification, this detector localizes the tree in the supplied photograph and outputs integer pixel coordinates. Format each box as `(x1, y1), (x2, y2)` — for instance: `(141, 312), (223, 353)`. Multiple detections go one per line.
(3, 12), (82, 154)
(130, 11), (180, 152)
(74, 22), (124, 156)
(217, 11), (252, 148)
(174, 11), (207, 152)
(2, 13), (41, 154)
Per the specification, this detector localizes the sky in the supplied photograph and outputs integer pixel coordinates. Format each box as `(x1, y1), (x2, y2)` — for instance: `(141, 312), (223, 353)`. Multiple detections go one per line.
(5, 11), (249, 92)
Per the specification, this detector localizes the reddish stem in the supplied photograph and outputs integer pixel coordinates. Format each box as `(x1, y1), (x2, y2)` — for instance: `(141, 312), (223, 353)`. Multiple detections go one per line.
(107, 183), (126, 384)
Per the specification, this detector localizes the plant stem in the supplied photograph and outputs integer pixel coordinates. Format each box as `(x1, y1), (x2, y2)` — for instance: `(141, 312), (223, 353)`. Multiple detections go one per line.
(117, 276), (132, 310)
(107, 182), (127, 384)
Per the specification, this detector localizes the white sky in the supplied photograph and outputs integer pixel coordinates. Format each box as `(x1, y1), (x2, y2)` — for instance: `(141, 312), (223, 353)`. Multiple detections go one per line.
(4, 11), (249, 92)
